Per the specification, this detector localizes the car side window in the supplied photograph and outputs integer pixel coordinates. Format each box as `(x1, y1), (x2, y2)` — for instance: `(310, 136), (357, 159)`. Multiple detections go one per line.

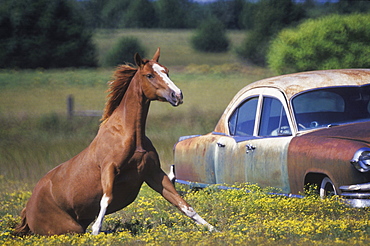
(229, 97), (258, 136)
(259, 97), (291, 136)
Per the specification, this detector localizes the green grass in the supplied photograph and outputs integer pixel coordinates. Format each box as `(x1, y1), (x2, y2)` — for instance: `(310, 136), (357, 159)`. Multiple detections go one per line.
(94, 29), (246, 67)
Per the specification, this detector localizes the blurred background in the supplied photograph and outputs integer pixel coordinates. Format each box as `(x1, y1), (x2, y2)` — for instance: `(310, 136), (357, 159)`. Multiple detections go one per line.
(1, 0), (369, 69)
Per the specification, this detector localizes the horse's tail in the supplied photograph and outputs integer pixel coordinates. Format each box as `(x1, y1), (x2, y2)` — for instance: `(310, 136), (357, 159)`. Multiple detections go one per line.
(13, 208), (31, 236)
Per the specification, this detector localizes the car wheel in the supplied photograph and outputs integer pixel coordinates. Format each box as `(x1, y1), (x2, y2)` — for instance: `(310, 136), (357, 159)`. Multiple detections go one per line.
(319, 177), (337, 198)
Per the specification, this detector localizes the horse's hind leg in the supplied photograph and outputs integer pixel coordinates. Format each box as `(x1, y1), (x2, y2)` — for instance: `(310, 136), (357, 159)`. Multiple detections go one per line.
(26, 195), (85, 235)
(35, 212), (85, 235)
(24, 179), (85, 235)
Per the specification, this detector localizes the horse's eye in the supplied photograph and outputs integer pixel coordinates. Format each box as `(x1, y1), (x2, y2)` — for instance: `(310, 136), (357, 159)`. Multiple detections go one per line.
(146, 74), (154, 79)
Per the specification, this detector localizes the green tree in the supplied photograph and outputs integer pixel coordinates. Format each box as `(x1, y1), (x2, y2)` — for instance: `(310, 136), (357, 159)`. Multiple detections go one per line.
(210, 0), (245, 29)
(0, 0), (97, 69)
(155, 0), (188, 28)
(99, 0), (131, 28)
(123, 0), (157, 28)
(191, 16), (229, 53)
(104, 37), (146, 67)
(76, 0), (106, 28)
(334, 0), (370, 14)
(239, 1), (257, 30)
(237, 0), (305, 65)
(267, 14), (370, 74)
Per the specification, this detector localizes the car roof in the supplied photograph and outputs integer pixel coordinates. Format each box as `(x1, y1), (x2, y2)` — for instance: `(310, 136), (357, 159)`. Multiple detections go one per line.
(213, 69), (370, 133)
(237, 69), (370, 99)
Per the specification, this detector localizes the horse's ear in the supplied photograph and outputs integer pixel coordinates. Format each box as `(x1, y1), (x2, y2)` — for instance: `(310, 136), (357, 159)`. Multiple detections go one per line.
(135, 53), (143, 67)
(152, 47), (160, 62)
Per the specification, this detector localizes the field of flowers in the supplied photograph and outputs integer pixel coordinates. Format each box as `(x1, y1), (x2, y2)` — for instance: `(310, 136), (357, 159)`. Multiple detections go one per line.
(1, 175), (370, 245)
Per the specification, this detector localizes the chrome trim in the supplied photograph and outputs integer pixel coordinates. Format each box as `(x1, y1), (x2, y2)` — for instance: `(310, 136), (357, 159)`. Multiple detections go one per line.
(341, 199), (370, 208)
(340, 182), (370, 191)
(350, 147), (370, 172)
(340, 182), (370, 208)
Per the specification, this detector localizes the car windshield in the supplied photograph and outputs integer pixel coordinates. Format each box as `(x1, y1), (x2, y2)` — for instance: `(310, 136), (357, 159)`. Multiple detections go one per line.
(292, 84), (370, 130)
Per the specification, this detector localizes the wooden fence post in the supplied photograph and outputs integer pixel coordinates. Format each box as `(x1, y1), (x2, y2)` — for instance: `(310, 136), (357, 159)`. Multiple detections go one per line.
(66, 95), (102, 118)
(67, 94), (74, 119)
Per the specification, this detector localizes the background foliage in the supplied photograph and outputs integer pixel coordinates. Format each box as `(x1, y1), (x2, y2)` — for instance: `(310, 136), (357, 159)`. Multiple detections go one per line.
(0, 0), (97, 69)
(191, 16), (229, 53)
(236, 0), (305, 65)
(103, 37), (146, 67)
(267, 14), (370, 74)
(1, 0), (370, 69)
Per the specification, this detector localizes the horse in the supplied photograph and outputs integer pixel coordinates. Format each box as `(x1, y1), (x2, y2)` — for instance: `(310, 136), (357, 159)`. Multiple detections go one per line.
(14, 48), (215, 235)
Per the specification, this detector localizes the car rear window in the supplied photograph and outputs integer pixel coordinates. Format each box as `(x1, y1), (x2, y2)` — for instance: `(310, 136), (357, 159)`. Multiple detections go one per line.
(292, 84), (370, 129)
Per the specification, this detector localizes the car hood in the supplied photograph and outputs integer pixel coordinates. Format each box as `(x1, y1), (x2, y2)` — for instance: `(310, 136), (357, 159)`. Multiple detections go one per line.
(299, 121), (370, 144)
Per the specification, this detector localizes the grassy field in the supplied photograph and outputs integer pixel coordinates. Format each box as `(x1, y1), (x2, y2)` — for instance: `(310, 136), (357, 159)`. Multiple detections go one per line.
(1, 29), (370, 245)
(94, 29), (246, 67)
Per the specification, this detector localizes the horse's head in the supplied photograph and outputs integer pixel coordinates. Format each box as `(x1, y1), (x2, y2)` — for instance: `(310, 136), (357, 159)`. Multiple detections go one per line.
(135, 48), (183, 106)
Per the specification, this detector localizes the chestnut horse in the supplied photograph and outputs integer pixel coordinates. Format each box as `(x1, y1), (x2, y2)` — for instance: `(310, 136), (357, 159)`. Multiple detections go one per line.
(15, 48), (215, 235)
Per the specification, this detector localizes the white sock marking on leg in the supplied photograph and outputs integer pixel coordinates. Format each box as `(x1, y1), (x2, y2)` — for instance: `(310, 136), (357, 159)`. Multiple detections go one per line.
(180, 205), (216, 232)
(91, 194), (109, 235)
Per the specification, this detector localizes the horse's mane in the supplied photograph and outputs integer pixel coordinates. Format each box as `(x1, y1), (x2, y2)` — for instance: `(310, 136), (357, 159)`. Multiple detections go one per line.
(100, 64), (138, 122)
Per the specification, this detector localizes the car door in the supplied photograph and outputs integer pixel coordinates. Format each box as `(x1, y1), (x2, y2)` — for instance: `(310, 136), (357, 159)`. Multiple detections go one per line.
(214, 88), (294, 193)
(214, 96), (259, 184)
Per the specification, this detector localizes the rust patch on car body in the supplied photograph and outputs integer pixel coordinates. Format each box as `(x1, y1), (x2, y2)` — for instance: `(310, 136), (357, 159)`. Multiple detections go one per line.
(287, 122), (370, 194)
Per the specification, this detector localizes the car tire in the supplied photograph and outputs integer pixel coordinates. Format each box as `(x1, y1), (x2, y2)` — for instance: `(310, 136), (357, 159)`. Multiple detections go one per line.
(319, 177), (337, 198)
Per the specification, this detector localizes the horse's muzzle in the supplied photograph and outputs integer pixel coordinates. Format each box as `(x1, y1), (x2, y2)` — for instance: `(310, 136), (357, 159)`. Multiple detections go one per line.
(170, 91), (183, 107)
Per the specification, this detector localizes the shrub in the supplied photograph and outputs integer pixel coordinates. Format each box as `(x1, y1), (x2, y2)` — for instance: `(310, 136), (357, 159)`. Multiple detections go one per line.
(0, 0), (97, 69)
(191, 16), (229, 53)
(267, 14), (370, 74)
(104, 37), (146, 67)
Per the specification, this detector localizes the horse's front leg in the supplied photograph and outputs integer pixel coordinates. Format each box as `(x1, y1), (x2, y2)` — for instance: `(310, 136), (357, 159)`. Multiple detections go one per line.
(91, 163), (116, 235)
(145, 166), (216, 232)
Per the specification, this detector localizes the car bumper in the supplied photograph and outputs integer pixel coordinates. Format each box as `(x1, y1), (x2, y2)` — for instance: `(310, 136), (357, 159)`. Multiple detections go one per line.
(340, 182), (370, 208)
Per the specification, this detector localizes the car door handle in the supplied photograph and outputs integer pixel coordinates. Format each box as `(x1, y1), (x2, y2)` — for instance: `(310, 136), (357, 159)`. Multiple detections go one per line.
(217, 142), (225, 147)
(246, 144), (256, 153)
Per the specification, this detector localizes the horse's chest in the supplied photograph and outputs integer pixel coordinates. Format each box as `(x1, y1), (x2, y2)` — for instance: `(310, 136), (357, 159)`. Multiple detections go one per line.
(107, 152), (149, 213)
(115, 151), (149, 182)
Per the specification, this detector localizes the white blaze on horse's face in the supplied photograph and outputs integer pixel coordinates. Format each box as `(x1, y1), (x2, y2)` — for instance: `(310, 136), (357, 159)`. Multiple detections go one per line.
(152, 63), (183, 106)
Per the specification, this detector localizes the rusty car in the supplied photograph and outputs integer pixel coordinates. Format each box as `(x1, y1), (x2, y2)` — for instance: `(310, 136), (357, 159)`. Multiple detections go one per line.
(172, 69), (370, 207)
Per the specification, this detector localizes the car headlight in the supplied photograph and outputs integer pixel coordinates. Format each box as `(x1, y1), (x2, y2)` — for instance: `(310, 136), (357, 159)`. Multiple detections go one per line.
(351, 147), (370, 172)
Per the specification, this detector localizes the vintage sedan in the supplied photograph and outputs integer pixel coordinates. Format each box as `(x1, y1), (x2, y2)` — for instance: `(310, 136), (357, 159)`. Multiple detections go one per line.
(173, 69), (370, 207)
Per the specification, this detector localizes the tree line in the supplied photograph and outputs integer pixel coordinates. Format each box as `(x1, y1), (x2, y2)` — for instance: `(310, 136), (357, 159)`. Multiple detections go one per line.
(77, 0), (369, 30)
(0, 0), (369, 69)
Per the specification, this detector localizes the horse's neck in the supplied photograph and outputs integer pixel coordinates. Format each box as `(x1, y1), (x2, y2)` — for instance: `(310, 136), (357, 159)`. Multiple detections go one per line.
(115, 77), (150, 149)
